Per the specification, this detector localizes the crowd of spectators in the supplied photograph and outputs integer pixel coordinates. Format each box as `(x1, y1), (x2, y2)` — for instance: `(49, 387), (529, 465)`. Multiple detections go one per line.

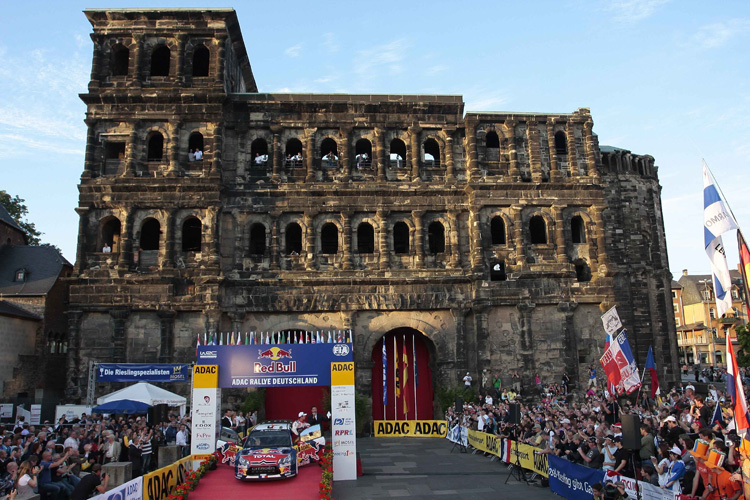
(0, 411), (191, 500)
(447, 368), (750, 498)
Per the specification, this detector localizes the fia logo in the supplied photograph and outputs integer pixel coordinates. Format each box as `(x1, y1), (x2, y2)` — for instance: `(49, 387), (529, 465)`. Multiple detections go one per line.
(332, 344), (350, 356)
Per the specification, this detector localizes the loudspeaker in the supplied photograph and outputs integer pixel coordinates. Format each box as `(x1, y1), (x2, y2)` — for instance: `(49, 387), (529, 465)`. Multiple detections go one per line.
(621, 414), (642, 450)
(149, 404), (169, 424)
(508, 403), (521, 425)
(455, 397), (464, 412)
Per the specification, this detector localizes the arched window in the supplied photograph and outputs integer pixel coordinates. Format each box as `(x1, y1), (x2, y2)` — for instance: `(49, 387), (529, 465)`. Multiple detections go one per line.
(101, 217), (121, 252)
(150, 45), (171, 77)
(249, 223), (266, 255)
(390, 138), (407, 168)
(486, 131), (500, 148)
(554, 131), (567, 155)
(188, 132), (203, 158)
(285, 138), (303, 167)
(285, 223), (302, 254)
(571, 216), (586, 244)
(147, 132), (164, 161)
(491, 216), (506, 245)
(393, 222), (409, 254)
(182, 218), (202, 252)
(428, 221), (445, 254)
(423, 138), (440, 166)
(192, 45), (210, 77)
(529, 216), (547, 244)
(490, 261), (507, 281)
(355, 139), (372, 168)
(320, 138), (338, 167)
(357, 223), (374, 254)
(140, 218), (161, 250)
(321, 223), (338, 254)
(112, 44), (129, 76)
(575, 260), (591, 282)
(251, 138), (269, 165)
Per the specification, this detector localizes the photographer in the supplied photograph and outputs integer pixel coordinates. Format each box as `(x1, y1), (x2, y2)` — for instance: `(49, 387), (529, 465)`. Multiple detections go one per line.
(70, 464), (108, 500)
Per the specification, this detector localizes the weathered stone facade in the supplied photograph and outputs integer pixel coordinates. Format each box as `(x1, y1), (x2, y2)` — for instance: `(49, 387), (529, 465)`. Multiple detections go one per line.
(68, 9), (678, 413)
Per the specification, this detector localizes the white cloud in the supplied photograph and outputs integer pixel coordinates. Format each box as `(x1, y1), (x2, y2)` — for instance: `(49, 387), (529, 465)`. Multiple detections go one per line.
(354, 38), (410, 81)
(322, 33), (339, 54)
(285, 44), (302, 58)
(425, 65), (449, 76)
(464, 90), (509, 112)
(0, 133), (83, 158)
(692, 19), (750, 49)
(606, 0), (671, 22)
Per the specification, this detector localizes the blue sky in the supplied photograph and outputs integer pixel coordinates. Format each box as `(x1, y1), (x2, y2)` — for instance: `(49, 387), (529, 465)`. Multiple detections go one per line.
(2, 0), (749, 277)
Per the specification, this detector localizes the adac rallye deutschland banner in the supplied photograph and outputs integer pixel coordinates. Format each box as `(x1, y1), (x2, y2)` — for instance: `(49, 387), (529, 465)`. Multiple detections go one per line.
(97, 364), (189, 383)
(197, 343), (354, 388)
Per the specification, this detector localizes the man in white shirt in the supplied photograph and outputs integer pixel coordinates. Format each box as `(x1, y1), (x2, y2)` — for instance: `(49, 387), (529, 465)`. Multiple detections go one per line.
(194, 149), (203, 161)
(291, 412), (310, 442)
(463, 372), (472, 387)
(63, 431), (79, 452)
(485, 394), (493, 405)
(175, 424), (188, 457)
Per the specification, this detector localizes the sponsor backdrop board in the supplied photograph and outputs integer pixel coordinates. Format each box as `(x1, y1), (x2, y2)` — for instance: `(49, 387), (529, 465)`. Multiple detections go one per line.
(29, 404), (41, 425)
(196, 343), (354, 388)
(331, 361), (357, 481)
(0, 404), (13, 419)
(374, 420), (448, 438)
(191, 365), (220, 460)
(97, 364), (189, 383)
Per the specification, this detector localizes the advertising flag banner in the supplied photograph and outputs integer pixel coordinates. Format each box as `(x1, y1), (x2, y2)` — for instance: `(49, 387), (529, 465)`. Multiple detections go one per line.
(645, 346), (660, 398)
(97, 364), (189, 383)
(727, 333), (750, 432)
(549, 455), (606, 500)
(600, 330), (641, 395)
(601, 306), (623, 336)
(739, 231), (750, 318)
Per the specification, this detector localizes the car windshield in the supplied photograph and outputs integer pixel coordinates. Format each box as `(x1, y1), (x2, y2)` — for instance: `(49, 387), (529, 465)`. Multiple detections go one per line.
(244, 430), (292, 449)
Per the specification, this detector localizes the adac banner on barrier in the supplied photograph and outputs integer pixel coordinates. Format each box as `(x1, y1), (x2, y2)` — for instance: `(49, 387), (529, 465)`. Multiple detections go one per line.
(143, 455), (194, 500)
(514, 441), (549, 478)
(97, 364), (189, 383)
(446, 424), (468, 447)
(466, 430), (548, 477)
(90, 476), (142, 500)
(374, 420), (447, 438)
(197, 343), (353, 388)
(548, 455), (605, 500)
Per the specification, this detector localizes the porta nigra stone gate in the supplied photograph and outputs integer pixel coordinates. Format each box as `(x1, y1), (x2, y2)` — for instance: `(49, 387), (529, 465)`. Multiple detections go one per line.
(67, 8), (678, 415)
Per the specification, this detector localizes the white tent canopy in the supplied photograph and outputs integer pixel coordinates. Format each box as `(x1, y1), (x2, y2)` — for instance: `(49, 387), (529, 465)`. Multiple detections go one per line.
(96, 382), (186, 413)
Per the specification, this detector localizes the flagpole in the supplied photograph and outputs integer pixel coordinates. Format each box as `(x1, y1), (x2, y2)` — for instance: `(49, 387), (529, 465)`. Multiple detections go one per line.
(704, 159), (743, 232)
(393, 334), (398, 421)
(403, 332), (407, 420)
(382, 336), (386, 422)
(413, 333), (418, 421)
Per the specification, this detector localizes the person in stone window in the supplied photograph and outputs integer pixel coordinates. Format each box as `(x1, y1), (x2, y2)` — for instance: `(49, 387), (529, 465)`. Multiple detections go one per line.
(323, 152), (336, 168)
(102, 243), (111, 253)
(254, 153), (265, 165)
(293, 152), (302, 167)
(194, 148), (203, 161)
(188, 149), (195, 162)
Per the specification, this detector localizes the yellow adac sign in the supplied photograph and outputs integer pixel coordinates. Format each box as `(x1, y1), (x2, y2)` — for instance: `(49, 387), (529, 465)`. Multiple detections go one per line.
(193, 365), (218, 389)
(374, 420), (447, 438)
(331, 362), (354, 385)
(143, 456), (194, 500)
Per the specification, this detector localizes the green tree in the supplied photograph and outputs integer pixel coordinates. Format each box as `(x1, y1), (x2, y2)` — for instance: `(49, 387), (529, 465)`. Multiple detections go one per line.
(0, 190), (42, 245)
(736, 323), (750, 367)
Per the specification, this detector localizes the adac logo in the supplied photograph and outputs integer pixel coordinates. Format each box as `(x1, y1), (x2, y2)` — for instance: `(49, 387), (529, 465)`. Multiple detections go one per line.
(258, 347), (293, 361)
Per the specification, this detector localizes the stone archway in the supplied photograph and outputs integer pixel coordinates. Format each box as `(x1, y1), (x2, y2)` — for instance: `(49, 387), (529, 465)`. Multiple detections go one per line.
(371, 327), (434, 421)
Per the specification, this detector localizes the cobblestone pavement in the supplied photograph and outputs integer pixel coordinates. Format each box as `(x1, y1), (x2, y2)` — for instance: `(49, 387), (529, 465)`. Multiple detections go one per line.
(334, 437), (561, 499)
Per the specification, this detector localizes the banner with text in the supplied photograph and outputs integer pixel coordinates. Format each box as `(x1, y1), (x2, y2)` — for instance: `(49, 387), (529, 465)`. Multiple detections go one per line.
(197, 343), (353, 388)
(607, 472), (682, 500)
(331, 361), (357, 481)
(97, 364), (189, 383)
(446, 424), (468, 446)
(465, 430), (547, 477)
(374, 420), (447, 438)
(90, 476), (142, 500)
(191, 365), (220, 460)
(143, 455), (194, 500)
(549, 455), (605, 500)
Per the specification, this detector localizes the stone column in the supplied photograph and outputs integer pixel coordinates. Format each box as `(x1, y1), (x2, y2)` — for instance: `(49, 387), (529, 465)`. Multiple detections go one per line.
(553, 206), (567, 264)
(448, 210), (460, 268)
(214, 34), (227, 89)
(74, 208), (88, 273)
(125, 125), (139, 177)
(204, 207), (220, 266)
(466, 125), (479, 181)
(162, 212), (175, 269)
(451, 307), (470, 367)
(547, 121), (560, 182)
(468, 208), (482, 272)
(82, 121), (98, 179)
(374, 128), (386, 181)
(340, 127), (351, 181)
(271, 131), (281, 181)
(117, 212), (133, 272)
(111, 309), (130, 362)
(593, 206), (609, 277)
(474, 305), (490, 375)
(566, 122), (578, 177)
(209, 124), (222, 176)
(65, 310), (84, 401)
(409, 126), (421, 181)
(305, 129), (316, 183)
(304, 213), (315, 270)
(377, 210), (389, 270)
(528, 123), (542, 182)
(341, 212), (352, 270)
(445, 132), (455, 182)
(203, 308), (221, 338)
(505, 121), (519, 180)
(167, 121), (180, 175)
(158, 310), (176, 363)
(558, 301), (580, 387)
(516, 302), (536, 385)
(583, 120), (599, 180)
(511, 205), (525, 268)
(413, 211), (424, 268)
(270, 216), (280, 269)
(88, 35), (103, 89)
(175, 35), (186, 84)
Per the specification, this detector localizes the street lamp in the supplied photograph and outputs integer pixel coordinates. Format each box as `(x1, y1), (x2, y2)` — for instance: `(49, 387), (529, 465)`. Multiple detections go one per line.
(699, 279), (717, 369)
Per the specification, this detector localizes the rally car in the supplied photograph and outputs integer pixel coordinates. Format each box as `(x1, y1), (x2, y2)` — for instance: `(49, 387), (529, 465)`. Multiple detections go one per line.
(229, 421), (325, 480)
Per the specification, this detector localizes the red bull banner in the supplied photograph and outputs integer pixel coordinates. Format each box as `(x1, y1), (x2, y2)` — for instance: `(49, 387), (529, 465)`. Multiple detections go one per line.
(197, 343), (353, 388)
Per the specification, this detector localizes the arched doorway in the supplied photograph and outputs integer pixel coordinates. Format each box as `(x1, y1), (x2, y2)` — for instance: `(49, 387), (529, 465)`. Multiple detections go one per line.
(371, 328), (434, 421)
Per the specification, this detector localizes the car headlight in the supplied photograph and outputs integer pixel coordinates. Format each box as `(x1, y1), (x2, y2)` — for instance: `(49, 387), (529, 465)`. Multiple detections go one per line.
(237, 456), (248, 466)
(278, 455), (291, 467)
